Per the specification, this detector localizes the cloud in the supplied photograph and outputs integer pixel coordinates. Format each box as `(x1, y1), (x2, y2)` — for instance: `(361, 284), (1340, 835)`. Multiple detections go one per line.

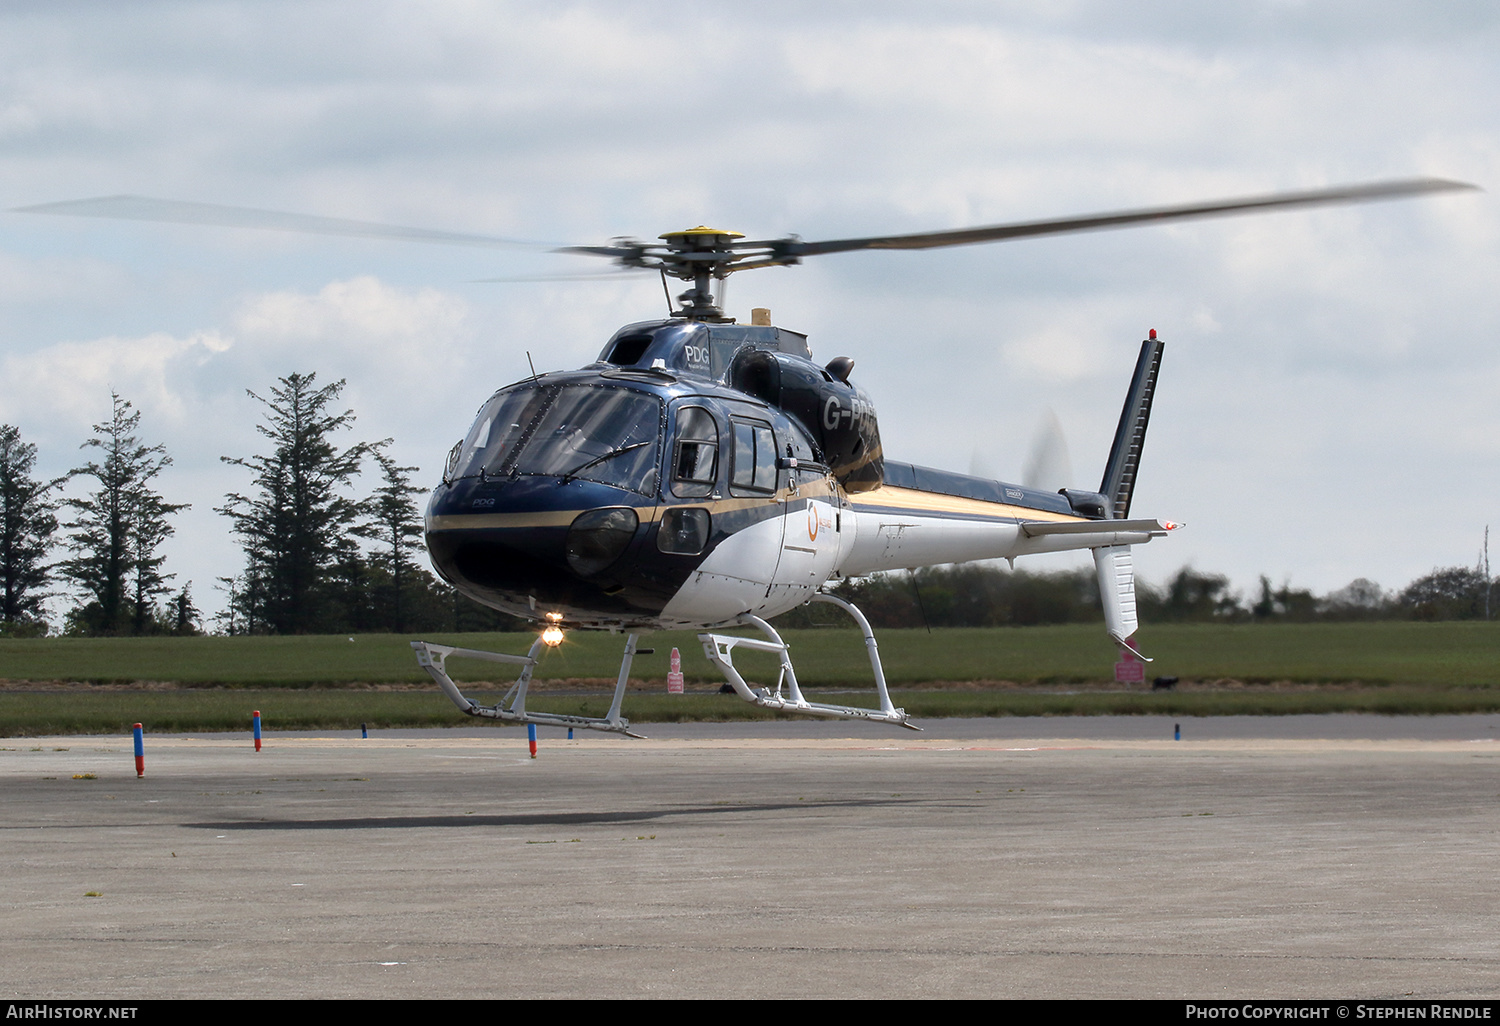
(0, 329), (231, 437)
(232, 275), (469, 365)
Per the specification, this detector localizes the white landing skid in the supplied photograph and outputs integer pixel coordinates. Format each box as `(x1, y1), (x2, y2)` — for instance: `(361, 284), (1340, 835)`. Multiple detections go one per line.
(698, 594), (921, 730)
(412, 635), (647, 738)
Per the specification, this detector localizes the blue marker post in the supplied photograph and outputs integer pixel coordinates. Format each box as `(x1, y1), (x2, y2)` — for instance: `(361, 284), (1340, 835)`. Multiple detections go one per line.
(253, 710), (262, 752)
(361, 722), (368, 739)
(133, 723), (144, 778)
(528, 723), (538, 759)
(568, 728), (573, 740)
(1174, 722), (1181, 741)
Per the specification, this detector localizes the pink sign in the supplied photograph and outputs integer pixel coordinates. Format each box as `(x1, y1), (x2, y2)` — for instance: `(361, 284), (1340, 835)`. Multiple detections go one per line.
(1114, 647), (1145, 685)
(667, 647), (685, 694)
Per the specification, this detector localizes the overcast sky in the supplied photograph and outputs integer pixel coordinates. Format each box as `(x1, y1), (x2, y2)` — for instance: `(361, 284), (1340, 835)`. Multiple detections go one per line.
(2, 0), (1497, 625)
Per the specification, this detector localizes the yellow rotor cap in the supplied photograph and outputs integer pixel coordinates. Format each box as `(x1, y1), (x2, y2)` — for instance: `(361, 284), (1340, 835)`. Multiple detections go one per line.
(659, 226), (744, 241)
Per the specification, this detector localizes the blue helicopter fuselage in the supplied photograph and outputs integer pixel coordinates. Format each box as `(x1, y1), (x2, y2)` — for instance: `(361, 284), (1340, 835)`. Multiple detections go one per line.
(424, 318), (1143, 632)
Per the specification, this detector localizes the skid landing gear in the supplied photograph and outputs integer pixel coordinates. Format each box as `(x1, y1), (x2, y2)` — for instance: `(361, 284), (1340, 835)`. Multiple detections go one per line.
(412, 634), (647, 738)
(698, 594), (921, 730)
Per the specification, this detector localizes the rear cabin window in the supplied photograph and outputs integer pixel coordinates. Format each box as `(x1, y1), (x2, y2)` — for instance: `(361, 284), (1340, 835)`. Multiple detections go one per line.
(730, 419), (778, 495)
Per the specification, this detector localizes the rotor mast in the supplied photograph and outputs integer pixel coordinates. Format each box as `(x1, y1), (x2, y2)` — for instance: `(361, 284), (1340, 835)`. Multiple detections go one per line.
(658, 227), (745, 322)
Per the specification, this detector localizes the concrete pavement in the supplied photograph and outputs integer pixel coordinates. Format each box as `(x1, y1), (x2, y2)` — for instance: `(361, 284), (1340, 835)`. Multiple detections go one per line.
(2, 720), (1497, 999)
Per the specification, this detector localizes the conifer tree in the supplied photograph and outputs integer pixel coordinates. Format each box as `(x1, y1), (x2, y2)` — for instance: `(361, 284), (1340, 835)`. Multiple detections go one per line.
(169, 583), (200, 636)
(59, 394), (188, 635)
(0, 424), (65, 632)
(218, 373), (374, 634)
(358, 450), (428, 632)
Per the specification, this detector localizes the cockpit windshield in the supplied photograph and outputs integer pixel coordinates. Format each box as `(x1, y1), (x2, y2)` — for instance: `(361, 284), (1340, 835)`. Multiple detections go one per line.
(449, 383), (662, 495)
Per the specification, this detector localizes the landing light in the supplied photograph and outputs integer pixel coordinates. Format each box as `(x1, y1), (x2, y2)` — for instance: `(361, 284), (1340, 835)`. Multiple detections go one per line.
(542, 625), (565, 647)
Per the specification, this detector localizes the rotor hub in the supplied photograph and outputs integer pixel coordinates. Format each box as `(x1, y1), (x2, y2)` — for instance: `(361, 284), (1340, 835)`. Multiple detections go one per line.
(654, 227), (748, 321)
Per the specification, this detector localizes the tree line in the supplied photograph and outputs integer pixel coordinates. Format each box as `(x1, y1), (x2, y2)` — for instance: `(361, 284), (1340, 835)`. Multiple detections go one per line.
(772, 563), (1500, 630)
(212, 373), (524, 636)
(2, 377), (1495, 636)
(0, 373), (525, 637)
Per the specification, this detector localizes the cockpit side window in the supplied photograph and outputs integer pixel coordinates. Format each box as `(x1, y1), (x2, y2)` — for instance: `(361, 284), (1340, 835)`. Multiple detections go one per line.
(729, 418), (778, 495)
(671, 406), (720, 498)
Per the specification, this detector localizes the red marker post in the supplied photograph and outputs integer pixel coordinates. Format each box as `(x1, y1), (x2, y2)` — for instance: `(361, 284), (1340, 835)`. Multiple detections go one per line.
(133, 723), (144, 778)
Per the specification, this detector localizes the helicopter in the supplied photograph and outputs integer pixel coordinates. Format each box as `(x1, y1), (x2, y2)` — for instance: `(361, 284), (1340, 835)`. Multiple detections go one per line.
(15, 177), (1477, 736)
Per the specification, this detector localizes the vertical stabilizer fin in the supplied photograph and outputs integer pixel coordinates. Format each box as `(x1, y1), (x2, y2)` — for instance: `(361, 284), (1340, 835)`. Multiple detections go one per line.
(1100, 332), (1165, 520)
(1094, 544), (1149, 659)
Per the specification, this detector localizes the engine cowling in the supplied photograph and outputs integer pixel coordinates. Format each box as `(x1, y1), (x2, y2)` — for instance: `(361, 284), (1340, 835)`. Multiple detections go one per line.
(727, 348), (883, 491)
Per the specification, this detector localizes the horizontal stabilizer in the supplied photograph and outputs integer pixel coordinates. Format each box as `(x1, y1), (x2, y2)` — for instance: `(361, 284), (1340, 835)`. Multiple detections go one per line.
(1021, 517), (1179, 538)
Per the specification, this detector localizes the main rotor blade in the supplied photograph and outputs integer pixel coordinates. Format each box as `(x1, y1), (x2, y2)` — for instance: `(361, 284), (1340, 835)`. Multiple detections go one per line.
(556, 244), (644, 258)
(786, 178), (1479, 257)
(11, 195), (553, 249)
(470, 269), (656, 283)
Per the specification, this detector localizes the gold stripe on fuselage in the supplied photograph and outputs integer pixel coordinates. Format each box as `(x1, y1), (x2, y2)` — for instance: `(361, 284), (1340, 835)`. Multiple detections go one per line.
(426, 484), (836, 534)
(848, 485), (1084, 524)
(429, 481), (1060, 533)
(427, 509), (600, 531)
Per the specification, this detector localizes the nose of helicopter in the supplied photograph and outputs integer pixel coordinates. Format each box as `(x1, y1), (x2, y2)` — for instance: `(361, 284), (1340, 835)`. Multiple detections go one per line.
(424, 476), (672, 623)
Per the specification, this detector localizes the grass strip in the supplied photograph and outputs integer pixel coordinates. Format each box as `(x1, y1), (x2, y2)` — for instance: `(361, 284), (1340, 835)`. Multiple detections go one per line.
(2, 622), (1499, 687)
